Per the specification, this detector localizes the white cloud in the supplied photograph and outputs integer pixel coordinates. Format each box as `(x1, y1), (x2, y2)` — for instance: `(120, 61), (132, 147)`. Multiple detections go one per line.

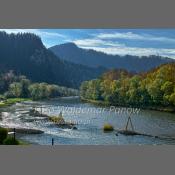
(74, 38), (104, 47)
(96, 32), (143, 40)
(80, 45), (175, 58)
(72, 33), (175, 58)
(95, 32), (175, 43)
(73, 38), (124, 47)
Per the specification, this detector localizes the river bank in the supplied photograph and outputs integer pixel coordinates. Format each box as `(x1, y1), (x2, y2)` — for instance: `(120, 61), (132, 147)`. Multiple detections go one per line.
(0, 98), (32, 108)
(0, 96), (79, 108)
(80, 97), (175, 113)
(1, 97), (175, 145)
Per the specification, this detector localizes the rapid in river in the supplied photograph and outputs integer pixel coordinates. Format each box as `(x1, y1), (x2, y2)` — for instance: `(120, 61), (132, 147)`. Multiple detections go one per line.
(0, 97), (175, 145)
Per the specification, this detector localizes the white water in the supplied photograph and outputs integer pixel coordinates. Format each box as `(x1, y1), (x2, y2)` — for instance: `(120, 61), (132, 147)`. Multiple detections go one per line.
(1, 97), (175, 145)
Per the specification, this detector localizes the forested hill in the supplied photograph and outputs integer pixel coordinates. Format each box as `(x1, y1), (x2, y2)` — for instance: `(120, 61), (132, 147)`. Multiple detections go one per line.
(49, 42), (174, 72)
(80, 63), (175, 109)
(0, 32), (105, 88)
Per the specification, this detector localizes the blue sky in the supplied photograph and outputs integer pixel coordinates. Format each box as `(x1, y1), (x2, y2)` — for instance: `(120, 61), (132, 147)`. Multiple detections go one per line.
(1, 29), (175, 59)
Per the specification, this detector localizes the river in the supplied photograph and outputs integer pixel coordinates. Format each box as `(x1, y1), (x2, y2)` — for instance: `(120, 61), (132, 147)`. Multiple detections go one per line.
(0, 97), (175, 145)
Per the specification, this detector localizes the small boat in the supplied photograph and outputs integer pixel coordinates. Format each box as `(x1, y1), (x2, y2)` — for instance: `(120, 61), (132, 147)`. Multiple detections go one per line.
(116, 129), (140, 136)
(116, 116), (156, 137)
(116, 115), (146, 136)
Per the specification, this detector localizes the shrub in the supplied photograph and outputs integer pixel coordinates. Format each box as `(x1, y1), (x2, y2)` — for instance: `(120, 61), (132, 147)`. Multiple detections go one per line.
(103, 124), (114, 132)
(49, 116), (65, 124)
(0, 128), (8, 144)
(3, 137), (20, 145)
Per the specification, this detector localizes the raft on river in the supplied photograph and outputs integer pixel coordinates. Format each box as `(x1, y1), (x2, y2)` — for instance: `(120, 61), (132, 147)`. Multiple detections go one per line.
(116, 116), (158, 138)
(116, 129), (154, 137)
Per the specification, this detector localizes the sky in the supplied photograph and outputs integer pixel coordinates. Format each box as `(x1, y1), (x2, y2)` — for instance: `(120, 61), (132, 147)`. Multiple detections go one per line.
(1, 29), (175, 59)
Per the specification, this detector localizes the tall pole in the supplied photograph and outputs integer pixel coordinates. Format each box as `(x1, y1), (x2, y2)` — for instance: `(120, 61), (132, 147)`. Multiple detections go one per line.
(13, 128), (16, 142)
(125, 116), (134, 131)
(52, 138), (54, 146)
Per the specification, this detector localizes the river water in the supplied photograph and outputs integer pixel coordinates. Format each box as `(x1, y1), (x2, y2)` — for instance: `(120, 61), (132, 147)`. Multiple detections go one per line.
(0, 97), (175, 145)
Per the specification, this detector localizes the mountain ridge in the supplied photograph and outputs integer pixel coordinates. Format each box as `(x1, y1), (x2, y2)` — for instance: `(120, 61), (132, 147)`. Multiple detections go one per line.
(0, 32), (105, 88)
(49, 42), (174, 72)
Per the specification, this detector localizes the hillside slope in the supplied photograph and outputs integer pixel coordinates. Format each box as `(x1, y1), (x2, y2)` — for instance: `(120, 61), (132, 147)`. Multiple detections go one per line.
(0, 32), (105, 88)
(50, 42), (174, 72)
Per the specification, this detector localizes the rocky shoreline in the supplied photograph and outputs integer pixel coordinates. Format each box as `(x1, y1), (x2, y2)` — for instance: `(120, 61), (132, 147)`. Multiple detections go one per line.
(0, 126), (44, 134)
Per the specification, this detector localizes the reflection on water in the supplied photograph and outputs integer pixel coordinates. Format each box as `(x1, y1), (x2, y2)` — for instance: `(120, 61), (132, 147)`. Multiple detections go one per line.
(0, 97), (175, 145)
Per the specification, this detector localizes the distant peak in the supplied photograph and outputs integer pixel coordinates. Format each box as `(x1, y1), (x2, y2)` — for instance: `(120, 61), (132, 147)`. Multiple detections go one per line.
(59, 42), (78, 48)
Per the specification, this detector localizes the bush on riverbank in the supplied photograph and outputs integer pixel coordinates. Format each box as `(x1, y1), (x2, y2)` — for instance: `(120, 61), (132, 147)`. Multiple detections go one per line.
(49, 116), (65, 124)
(3, 137), (20, 145)
(103, 124), (114, 132)
(0, 98), (31, 108)
(0, 128), (8, 144)
(0, 127), (26, 145)
(49, 115), (77, 129)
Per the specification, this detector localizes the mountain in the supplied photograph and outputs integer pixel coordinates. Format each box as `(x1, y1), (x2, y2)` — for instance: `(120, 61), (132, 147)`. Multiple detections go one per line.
(0, 32), (105, 88)
(49, 42), (174, 72)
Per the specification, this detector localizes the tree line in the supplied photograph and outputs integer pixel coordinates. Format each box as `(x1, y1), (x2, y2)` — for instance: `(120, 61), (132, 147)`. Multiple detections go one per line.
(0, 71), (78, 100)
(80, 63), (175, 108)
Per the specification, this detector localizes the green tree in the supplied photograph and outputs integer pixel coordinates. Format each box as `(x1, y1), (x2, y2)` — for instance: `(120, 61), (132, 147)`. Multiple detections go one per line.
(169, 92), (175, 106)
(80, 81), (89, 99)
(9, 82), (22, 97)
(20, 78), (30, 97)
(126, 75), (141, 105)
(147, 79), (164, 105)
(28, 83), (41, 100)
(161, 81), (174, 105)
